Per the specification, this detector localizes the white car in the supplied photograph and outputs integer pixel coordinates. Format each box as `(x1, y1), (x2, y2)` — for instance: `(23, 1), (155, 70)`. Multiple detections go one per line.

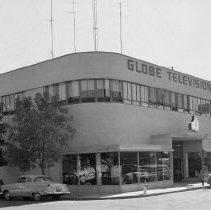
(1, 175), (70, 201)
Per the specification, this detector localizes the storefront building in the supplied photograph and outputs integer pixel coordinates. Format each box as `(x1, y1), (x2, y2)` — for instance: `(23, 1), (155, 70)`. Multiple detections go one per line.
(1, 52), (211, 196)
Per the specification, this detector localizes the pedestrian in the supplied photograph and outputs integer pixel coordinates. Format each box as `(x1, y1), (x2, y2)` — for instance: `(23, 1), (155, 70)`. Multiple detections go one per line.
(199, 170), (204, 186)
(143, 179), (148, 195)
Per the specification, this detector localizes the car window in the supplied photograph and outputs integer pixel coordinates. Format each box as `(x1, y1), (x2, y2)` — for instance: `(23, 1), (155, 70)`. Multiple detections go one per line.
(34, 176), (52, 182)
(17, 177), (26, 183)
(26, 177), (32, 182)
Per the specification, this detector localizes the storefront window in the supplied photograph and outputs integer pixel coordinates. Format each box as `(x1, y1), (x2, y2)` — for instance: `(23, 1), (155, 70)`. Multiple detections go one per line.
(139, 152), (156, 182)
(78, 153), (96, 185)
(62, 155), (78, 185)
(120, 152), (138, 184)
(204, 152), (211, 171)
(157, 152), (171, 181)
(101, 152), (119, 185)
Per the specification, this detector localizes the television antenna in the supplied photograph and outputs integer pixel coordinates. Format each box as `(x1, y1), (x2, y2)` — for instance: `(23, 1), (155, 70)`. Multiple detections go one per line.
(92, 0), (98, 51)
(70, 0), (77, 53)
(119, 1), (123, 54)
(49, 0), (54, 59)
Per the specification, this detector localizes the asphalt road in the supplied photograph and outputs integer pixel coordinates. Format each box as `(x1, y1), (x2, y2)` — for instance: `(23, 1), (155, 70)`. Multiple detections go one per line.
(0, 188), (211, 210)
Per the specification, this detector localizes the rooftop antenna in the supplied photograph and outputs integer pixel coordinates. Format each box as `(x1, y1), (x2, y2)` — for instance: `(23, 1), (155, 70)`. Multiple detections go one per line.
(92, 0), (98, 51)
(49, 0), (54, 58)
(71, 0), (77, 53)
(119, 1), (123, 54)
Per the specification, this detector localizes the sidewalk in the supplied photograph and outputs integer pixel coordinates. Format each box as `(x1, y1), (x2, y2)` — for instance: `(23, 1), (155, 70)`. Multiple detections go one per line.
(71, 182), (210, 200)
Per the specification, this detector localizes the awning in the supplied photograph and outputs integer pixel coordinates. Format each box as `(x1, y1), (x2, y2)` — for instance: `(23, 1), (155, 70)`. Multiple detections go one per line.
(63, 144), (173, 155)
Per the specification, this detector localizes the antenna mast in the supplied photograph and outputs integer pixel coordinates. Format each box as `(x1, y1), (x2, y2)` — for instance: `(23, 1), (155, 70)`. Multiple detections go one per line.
(92, 0), (98, 51)
(72, 0), (76, 53)
(50, 0), (54, 58)
(120, 1), (123, 54)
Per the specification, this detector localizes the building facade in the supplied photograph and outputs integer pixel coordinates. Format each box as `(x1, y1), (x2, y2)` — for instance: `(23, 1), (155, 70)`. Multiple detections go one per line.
(1, 52), (211, 196)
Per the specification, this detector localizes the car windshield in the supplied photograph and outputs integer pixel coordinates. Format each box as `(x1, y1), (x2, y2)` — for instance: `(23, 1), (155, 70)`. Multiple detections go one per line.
(34, 176), (52, 182)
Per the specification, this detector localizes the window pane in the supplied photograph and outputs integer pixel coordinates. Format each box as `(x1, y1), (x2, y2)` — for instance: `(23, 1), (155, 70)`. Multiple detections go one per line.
(87, 80), (95, 97)
(183, 95), (189, 111)
(140, 86), (148, 104)
(5, 95), (10, 111)
(104, 79), (110, 97)
(157, 89), (164, 106)
(177, 94), (183, 109)
(69, 81), (79, 98)
(123, 82), (128, 100)
(157, 152), (171, 181)
(136, 85), (140, 102)
(164, 90), (170, 106)
(62, 155), (78, 185)
(111, 80), (122, 101)
(149, 87), (156, 104)
(127, 83), (132, 100)
(96, 80), (104, 98)
(170, 92), (176, 109)
(120, 152), (138, 184)
(101, 152), (119, 185)
(59, 83), (66, 101)
(10, 95), (14, 110)
(53, 84), (59, 98)
(81, 80), (95, 99)
(139, 152), (156, 182)
(132, 84), (137, 101)
(195, 98), (200, 114)
(81, 80), (87, 98)
(78, 153), (96, 185)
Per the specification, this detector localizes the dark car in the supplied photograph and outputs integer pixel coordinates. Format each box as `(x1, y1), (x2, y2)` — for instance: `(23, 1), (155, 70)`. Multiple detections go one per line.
(0, 179), (4, 198)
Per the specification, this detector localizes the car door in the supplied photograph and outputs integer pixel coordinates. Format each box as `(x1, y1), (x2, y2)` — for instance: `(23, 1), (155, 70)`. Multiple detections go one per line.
(10, 177), (26, 197)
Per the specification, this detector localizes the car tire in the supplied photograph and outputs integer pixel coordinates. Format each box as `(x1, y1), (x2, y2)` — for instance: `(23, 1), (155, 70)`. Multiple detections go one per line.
(4, 191), (11, 201)
(33, 193), (42, 201)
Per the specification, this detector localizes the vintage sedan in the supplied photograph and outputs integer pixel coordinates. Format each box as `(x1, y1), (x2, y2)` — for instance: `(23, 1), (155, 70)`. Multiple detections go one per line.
(1, 175), (70, 201)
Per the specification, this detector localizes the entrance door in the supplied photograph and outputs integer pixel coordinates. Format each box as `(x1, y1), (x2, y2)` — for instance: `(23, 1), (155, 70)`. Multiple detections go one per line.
(173, 158), (183, 182)
(173, 141), (183, 182)
(188, 152), (201, 178)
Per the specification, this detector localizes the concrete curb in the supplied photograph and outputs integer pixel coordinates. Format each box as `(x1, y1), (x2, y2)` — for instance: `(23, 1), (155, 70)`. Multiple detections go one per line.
(68, 186), (210, 201)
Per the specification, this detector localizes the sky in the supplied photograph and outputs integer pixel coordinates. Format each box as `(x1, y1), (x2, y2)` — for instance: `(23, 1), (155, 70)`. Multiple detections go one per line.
(0, 0), (211, 80)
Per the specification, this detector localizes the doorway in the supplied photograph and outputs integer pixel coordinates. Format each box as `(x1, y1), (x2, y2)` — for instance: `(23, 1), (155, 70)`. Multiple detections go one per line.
(188, 152), (201, 178)
(173, 141), (183, 182)
(173, 158), (183, 182)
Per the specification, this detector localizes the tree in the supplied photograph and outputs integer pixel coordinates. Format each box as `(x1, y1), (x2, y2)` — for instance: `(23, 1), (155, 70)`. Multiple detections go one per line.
(5, 93), (75, 174)
(0, 103), (8, 166)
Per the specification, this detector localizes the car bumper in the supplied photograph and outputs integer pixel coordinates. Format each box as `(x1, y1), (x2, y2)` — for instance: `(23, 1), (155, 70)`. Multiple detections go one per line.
(43, 191), (70, 196)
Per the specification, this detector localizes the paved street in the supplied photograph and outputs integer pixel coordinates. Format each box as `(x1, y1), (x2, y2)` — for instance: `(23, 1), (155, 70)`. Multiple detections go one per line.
(0, 188), (211, 210)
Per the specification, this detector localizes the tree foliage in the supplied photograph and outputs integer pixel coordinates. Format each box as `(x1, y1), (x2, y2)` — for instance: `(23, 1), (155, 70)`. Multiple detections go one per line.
(0, 103), (8, 166)
(5, 93), (75, 174)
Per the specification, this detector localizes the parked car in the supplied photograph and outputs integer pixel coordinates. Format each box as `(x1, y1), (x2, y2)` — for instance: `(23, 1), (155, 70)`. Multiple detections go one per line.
(0, 175), (70, 201)
(0, 179), (4, 198)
